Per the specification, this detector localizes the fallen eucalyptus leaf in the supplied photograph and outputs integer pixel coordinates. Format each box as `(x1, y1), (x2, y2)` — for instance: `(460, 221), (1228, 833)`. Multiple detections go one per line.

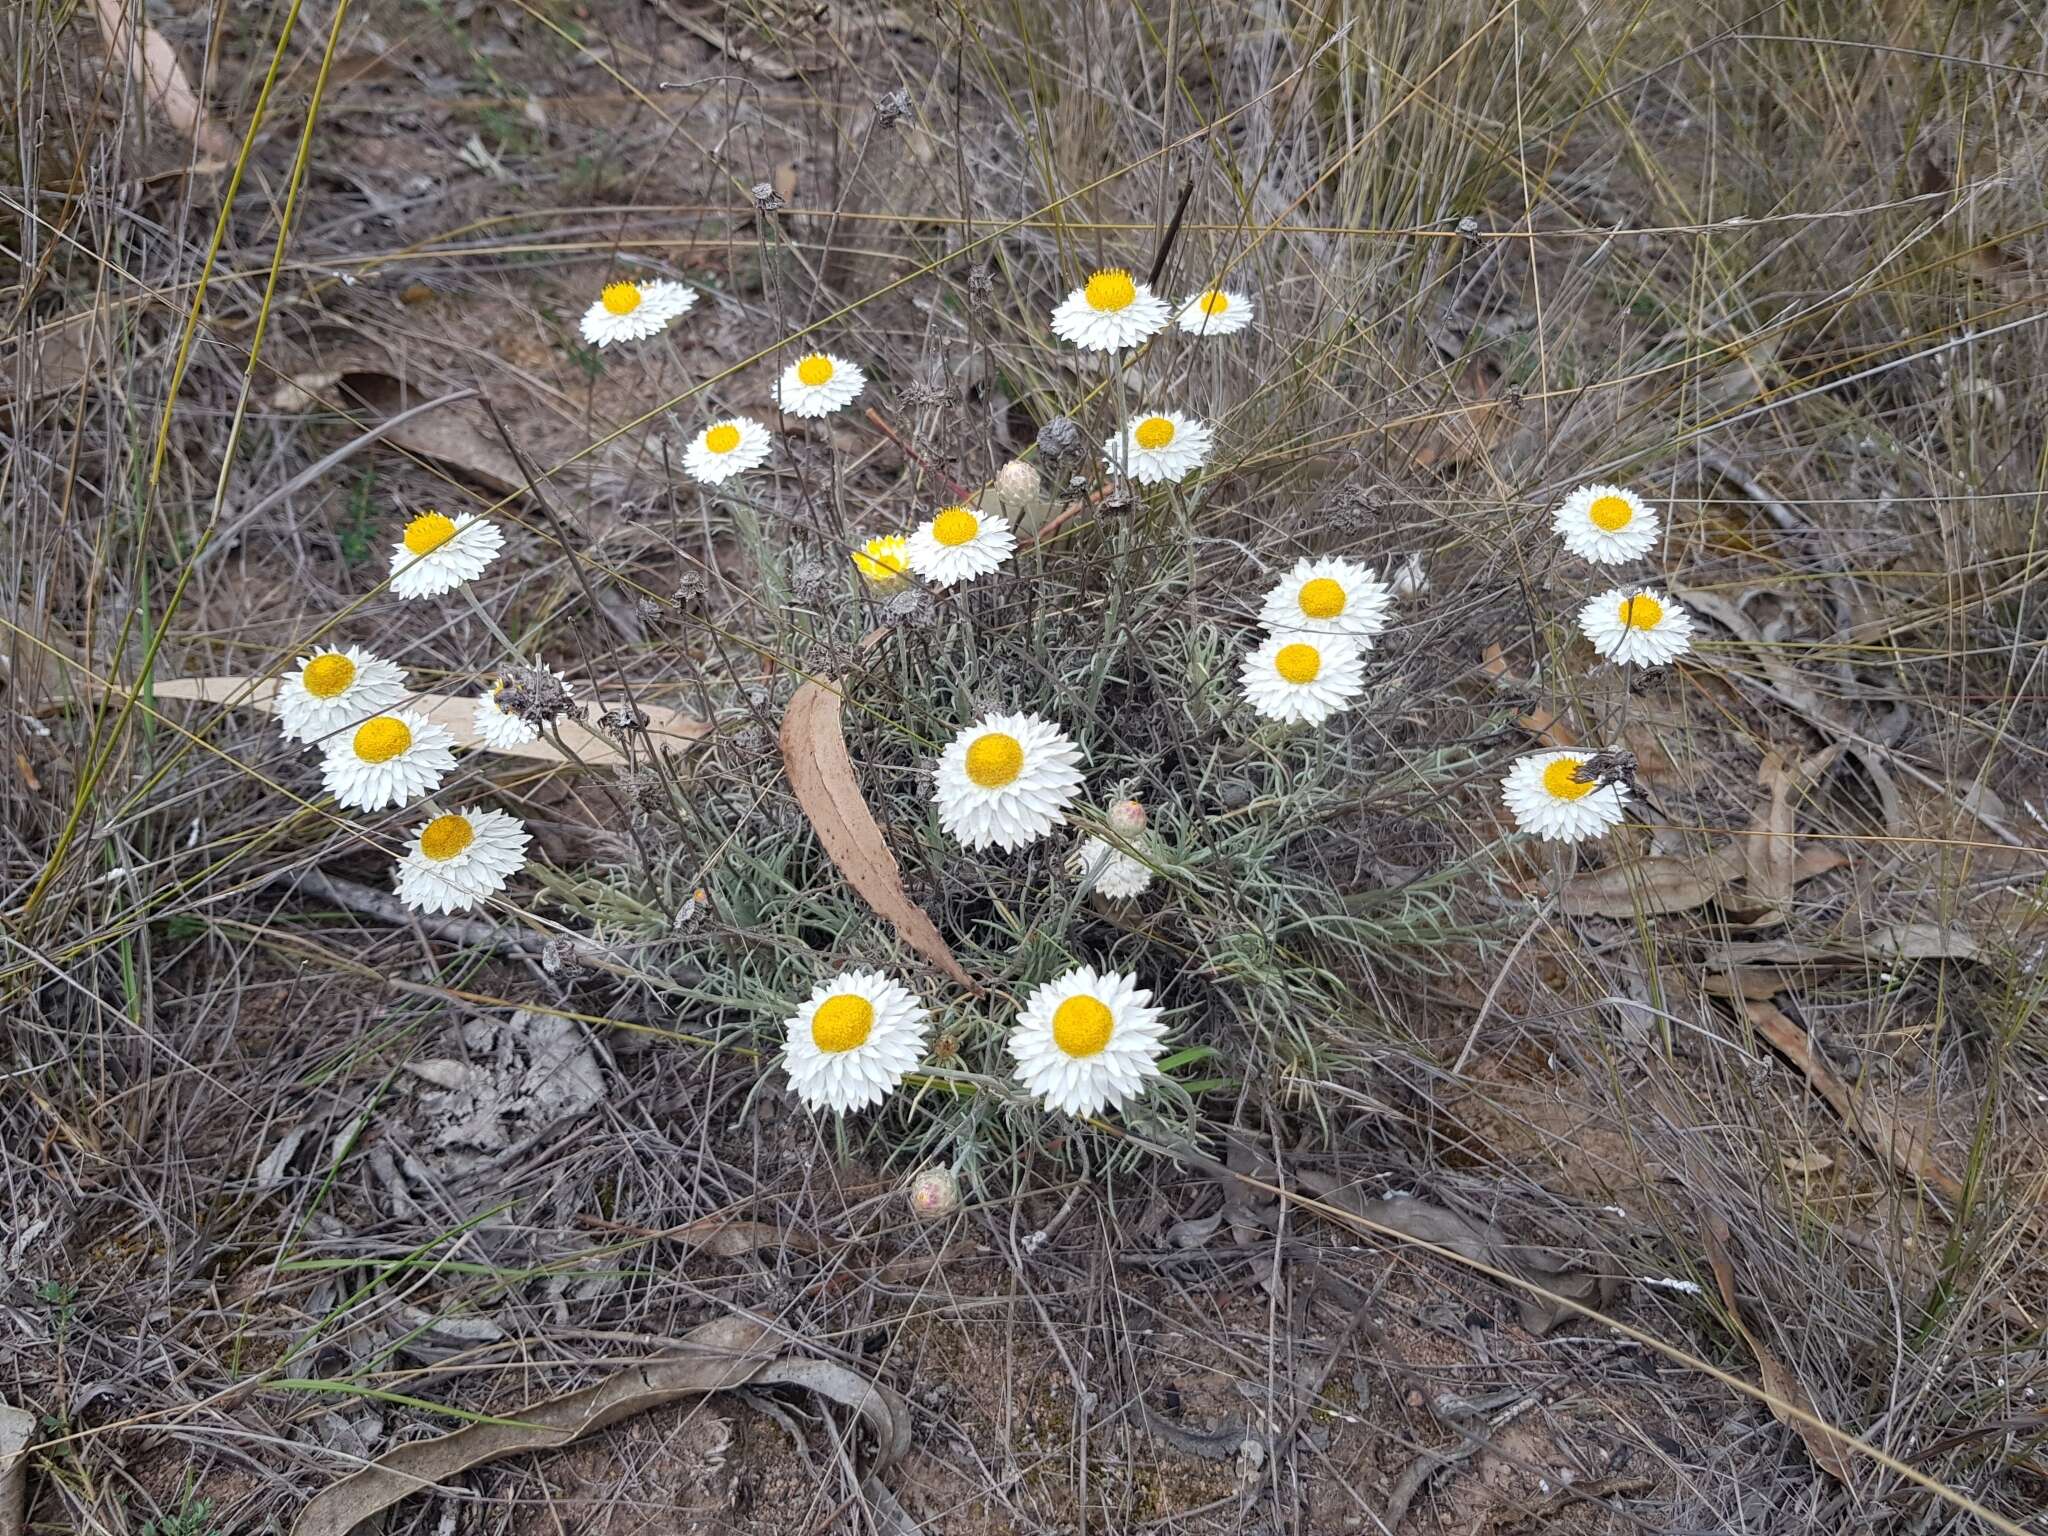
(289, 1316), (910, 1536)
(679, 1215), (819, 1258)
(1702, 1212), (1853, 1481)
(90, 0), (232, 160)
(1744, 999), (1966, 1204)
(1741, 744), (1844, 923)
(1296, 1172), (1606, 1334)
(131, 676), (702, 766)
(1561, 847), (1742, 918)
(0, 1401), (32, 1536)
(780, 668), (971, 985)
(269, 358), (525, 492)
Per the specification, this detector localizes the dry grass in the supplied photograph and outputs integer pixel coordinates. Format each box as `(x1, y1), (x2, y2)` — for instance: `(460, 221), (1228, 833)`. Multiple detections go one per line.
(7, 1), (2048, 1532)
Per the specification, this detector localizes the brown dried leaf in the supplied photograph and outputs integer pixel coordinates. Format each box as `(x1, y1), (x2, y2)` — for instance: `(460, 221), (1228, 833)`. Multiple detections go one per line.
(678, 1214), (819, 1258)
(1742, 744), (1844, 921)
(1744, 1000), (1966, 1205)
(1560, 846), (1743, 918)
(137, 676), (703, 766)
(1701, 1212), (1854, 1482)
(90, 0), (232, 160)
(1297, 1171), (1606, 1335)
(780, 672), (971, 985)
(270, 361), (524, 492)
(290, 1316), (910, 1536)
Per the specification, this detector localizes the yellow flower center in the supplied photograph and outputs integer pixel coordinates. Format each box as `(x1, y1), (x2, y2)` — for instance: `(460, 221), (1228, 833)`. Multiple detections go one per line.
(703, 423), (741, 455)
(1083, 268), (1136, 312)
(1541, 758), (1595, 801)
(794, 354), (835, 386)
(1297, 578), (1346, 619)
(419, 813), (475, 862)
(853, 536), (908, 580)
(1617, 592), (1664, 630)
(1274, 643), (1321, 685)
(352, 716), (412, 764)
(1588, 494), (1634, 532)
(301, 652), (356, 699)
(964, 731), (1024, 789)
(931, 507), (979, 546)
(403, 512), (457, 556)
(1133, 416), (1175, 450)
(811, 993), (874, 1053)
(600, 281), (641, 315)
(1051, 995), (1114, 1058)
(1198, 290), (1230, 315)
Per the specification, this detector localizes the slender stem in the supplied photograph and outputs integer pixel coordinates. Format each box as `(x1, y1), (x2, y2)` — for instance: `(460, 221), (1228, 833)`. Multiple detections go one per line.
(458, 584), (521, 662)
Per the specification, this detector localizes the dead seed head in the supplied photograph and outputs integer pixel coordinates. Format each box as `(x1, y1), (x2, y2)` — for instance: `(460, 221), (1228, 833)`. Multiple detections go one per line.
(874, 88), (913, 128)
(495, 663), (581, 730)
(751, 181), (786, 213)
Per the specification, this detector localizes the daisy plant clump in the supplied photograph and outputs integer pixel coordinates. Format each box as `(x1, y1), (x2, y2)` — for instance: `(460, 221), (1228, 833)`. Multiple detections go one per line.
(1176, 288), (1254, 336)
(578, 278), (695, 347)
(1579, 587), (1695, 668)
(1258, 557), (1394, 644)
(852, 534), (911, 585)
(1239, 632), (1364, 725)
(682, 417), (773, 486)
(1049, 267), (1170, 352)
(775, 352), (866, 418)
(1009, 965), (1167, 1117)
(276, 647), (407, 745)
(473, 661), (576, 749)
(781, 969), (931, 1114)
(321, 711), (458, 811)
(1103, 410), (1213, 486)
(933, 713), (1084, 851)
(393, 806), (530, 913)
(905, 505), (1015, 587)
(1500, 750), (1631, 843)
(1553, 483), (1660, 564)
(389, 510), (505, 600)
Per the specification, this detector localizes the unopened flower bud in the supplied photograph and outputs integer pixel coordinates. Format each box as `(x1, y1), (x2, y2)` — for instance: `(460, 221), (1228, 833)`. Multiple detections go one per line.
(1107, 798), (1147, 834)
(907, 1167), (960, 1220)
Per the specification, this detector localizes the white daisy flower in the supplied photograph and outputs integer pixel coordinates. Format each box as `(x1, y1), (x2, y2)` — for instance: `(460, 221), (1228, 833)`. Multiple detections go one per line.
(392, 807), (530, 914)
(1176, 288), (1254, 336)
(389, 510), (506, 600)
(1553, 483), (1660, 564)
(1579, 587), (1695, 668)
(320, 711), (457, 811)
(1049, 267), (1171, 351)
(851, 534), (911, 585)
(1009, 965), (1167, 1117)
(932, 712), (1084, 851)
(1068, 836), (1153, 899)
(905, 506), (1016, 587)
(1103, 410), (1213, 485)
(682, 417), (772, 485)
(472, 662), (575, 749)
(1257, 556), (1395, 644)
(781, 968), (931, 1114)
(1500, 750), (1631, 844)
(775, 352), (866, 418)
(276, 646), (407, 745)
(577, 278), (694, 348)
(1239, 633), (1364, 725)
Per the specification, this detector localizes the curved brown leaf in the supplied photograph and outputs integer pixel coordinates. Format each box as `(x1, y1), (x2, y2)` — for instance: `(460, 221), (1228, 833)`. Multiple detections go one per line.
(780, 673), (971, 985)
(289, 1316), (912, 1536)
(1560, 847), (1743, 918)
(91, 0), (232, 160)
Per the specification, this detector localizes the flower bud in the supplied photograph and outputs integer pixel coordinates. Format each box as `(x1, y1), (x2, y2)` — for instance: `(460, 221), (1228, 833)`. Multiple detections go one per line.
(907, 1167), (960, 1220)
(1107, 798), (1147, 834)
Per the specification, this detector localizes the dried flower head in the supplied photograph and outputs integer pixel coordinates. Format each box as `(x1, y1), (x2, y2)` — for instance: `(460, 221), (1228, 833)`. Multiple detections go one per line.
(1037, 416), (1083, 464)
(874, 88), (913, 128)
(493, 661), (580, 730)
(751, 181), (786, 213)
